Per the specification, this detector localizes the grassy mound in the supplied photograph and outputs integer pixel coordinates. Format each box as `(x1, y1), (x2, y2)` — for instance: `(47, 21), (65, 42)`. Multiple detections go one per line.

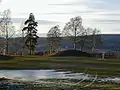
(0, 55), (13, 60)
(50, 50), (91, 57)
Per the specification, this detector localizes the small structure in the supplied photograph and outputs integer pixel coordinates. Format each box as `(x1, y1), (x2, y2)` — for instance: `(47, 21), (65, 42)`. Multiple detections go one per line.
(102, 52), (105, 60)
(91, 49), (108, 59)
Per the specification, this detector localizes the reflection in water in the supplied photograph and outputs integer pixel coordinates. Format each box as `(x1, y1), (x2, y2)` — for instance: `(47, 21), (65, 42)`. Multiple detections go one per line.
(0, 70), (120, 83)
(0, 70), (89, 80)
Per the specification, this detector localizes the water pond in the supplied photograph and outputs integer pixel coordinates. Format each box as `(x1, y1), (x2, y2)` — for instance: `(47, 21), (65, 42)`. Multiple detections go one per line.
(0, 70), (120, 90)
(0, 70), (120, 83)
(0, 70), (89, 81)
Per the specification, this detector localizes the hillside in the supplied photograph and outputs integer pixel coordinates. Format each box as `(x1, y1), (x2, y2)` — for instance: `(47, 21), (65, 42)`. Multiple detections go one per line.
(102, 34), (120, 51)
(36, 34), (120, 52)
(0, 34), (120, 54)
(50, 50), (91, 57)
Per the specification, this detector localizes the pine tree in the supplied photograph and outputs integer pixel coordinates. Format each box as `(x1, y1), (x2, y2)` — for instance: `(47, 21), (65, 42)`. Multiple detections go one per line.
(22, 13), (39, 55)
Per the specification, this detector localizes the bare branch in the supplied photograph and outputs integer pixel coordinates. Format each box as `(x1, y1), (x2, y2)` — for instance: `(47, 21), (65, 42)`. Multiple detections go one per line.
(47, 25), (61, 54)
(0, 9), (15, 55)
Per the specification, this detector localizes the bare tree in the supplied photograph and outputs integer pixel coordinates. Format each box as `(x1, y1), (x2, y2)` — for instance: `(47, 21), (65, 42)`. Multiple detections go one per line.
(62, 16), (84, 50)
(12, 21), (25, 55)
(47, 25), (61, 54)
(91, 28), (102, 52)
(0, 9), (15, 55)
(76, 29), (88, 51)
(86, 28), (102, 52)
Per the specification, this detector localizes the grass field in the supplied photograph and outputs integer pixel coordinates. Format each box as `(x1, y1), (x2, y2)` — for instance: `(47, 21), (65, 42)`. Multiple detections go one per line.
(0, 56), (120, 78)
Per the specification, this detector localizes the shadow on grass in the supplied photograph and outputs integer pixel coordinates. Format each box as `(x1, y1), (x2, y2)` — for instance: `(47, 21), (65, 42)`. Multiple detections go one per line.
(0, 55), (14, 60)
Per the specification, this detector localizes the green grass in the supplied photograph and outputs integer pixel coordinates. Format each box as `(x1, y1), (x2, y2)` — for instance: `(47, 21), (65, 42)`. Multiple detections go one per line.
(0, 56), (120, 77)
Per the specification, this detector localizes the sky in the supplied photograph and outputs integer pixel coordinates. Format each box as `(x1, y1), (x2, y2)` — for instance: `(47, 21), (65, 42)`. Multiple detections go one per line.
(0, 0), (120, 36)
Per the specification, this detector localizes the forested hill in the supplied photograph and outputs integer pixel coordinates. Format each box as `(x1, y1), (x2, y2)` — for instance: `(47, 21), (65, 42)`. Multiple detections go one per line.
(36, 34), (120, 52)
(0, 34), (120, 53)
(101, 34), (120, 51)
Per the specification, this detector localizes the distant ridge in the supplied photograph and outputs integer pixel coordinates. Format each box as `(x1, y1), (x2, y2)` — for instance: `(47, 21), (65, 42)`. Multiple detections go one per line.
(1, 34), (120, 53)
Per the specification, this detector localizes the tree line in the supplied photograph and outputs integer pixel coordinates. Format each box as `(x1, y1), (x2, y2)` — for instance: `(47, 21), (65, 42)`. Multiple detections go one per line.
(47, 16), (102, 54)
(0, 10), (102, 56)
(0, 10), (39, 55)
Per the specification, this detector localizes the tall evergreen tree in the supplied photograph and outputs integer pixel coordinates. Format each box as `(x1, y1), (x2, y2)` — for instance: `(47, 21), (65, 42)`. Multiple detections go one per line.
(22, 13), (39, 55)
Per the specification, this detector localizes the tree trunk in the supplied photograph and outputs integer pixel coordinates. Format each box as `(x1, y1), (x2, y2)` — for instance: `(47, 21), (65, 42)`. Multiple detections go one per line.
(6, 39), (9, 55)
(74, 28), (77, 50)
(6, 25), (9, 55)
(30, 39), (32, 55)
(92, 35), (96, 52)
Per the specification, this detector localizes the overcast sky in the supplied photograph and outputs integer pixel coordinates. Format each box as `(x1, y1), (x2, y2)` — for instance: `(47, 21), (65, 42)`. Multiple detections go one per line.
(0, 0), (120, 36)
